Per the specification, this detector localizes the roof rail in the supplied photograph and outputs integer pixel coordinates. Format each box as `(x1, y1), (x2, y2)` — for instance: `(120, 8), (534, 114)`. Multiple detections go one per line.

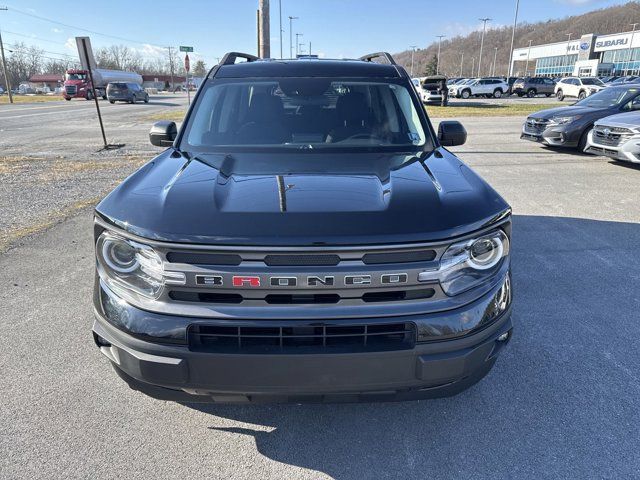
(359, 52), (397, 65)
(220, 52), (259, 66)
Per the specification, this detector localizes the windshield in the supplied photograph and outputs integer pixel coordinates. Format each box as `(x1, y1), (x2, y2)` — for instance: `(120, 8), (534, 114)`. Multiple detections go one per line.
(181, 78), (431, 152)
(575, 87), (640, 108)
(66, 73), (86, 81)
(581, 78), (604, 86)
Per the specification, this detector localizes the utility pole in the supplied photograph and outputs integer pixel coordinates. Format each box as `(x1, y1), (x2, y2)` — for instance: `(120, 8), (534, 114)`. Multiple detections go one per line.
(524, 39), (532, 75)
(477, 18), (491, 77)
(507, 0), (520, 77)
(167, 46), (175, 91)
(627, 23), (638, 75)
(565, 33), (572, 76)
(278, 0), (283, 59)
(492, 47), (498, 76)
(295, 33), (303, 57)
(258, 0), (270, 58)
(436, 35), (445, 75)
(409, 45), (417, 76)
(288, 16), (298, 59)
(308, 41), (311, 56)
(460, 51), (464, 77)
(0, 6), (12, 103)
(471, 57), (475, 77)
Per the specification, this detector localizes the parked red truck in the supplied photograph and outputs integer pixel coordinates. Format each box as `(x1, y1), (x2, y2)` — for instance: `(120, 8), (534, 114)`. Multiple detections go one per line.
(63, 68), (143, 101)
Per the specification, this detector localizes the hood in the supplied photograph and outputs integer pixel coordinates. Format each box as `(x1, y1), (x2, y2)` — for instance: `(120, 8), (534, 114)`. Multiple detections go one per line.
(594, 111), (640, 129)
(96, 149), (510, 246)
(528, 105), (608, 120)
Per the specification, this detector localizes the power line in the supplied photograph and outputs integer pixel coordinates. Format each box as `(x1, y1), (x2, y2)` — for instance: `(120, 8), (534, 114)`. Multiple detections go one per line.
(2, 29), (73, 47)
(7, 6), (166, 48)
(6, 42), (75, 58)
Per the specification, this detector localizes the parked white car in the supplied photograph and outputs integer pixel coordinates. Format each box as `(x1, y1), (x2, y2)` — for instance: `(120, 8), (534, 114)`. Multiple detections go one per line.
(412, 77), (443, 104)
(449, 78), (508, 99)
(555, 77), (604, 101)
(584, 109), (640, 163)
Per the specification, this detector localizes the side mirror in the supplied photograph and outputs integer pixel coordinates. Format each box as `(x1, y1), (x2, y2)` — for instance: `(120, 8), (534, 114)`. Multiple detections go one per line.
(437, 121), (467, 147)
(149, 121), (177, 147)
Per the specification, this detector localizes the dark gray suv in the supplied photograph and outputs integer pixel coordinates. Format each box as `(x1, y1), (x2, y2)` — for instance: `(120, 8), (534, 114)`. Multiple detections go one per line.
(107, 82), (149, 104)
(512, 77), (556, 97)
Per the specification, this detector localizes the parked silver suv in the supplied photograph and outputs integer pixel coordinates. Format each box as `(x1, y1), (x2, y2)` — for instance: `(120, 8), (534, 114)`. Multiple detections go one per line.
(512, 77), (556, 98)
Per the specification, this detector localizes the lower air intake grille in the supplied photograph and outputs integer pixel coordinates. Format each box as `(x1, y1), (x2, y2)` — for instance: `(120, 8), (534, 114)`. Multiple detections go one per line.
(188, 322), (416, 354)
(264, 254), (341, 266)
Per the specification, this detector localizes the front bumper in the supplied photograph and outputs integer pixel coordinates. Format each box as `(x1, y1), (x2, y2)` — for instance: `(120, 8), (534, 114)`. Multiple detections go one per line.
(520, 123), (580, 147)
(93, 275), (513, 403)
(584, 130), (640, 163)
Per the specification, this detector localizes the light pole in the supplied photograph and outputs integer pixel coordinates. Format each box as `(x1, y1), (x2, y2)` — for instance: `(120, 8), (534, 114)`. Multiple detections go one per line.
(460, 51), (464, 77)
(409, 45), (417, 76)
(507, 0), (520, 77)
(288, 16), (298, 59)
(295, 33), (303, 57)
(436, 35), (445, 75)
(0, 6), (13, 103)
(492, 47), (498, 76)
(278, 0), (283, 59)
(627, 23), (638, 75)
(524, 39), (532, 75)
(477, 18), (491, 77)
(565, 33), (572, 76)
(471, 57), (476, 77)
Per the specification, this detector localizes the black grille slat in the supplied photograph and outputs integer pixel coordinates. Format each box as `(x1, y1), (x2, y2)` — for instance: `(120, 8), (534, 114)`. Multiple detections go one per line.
(264, 254), (340, 266)
(189, 322), (416, 353)
(166, 252), (242, 265)
(363, 250), (436, 264)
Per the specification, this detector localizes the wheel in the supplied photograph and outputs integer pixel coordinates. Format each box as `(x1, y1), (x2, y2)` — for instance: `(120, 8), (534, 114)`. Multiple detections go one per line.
(578, 90), (587, 100)
(86, 90), (93, 100)
(493, 89), (503, 98)
(130, 95), (136, 104)
(545, 93), (552, 97)
(144, 94), (149, 103)
(461, 89), (471, 99)
(65, 97), (71, 101)
(517, 93), (524, 97)
(527, 89), (536, 98)
(102, 95), (107, 100)
(109, 100), (115, 104)
(556, 89), (564, 101)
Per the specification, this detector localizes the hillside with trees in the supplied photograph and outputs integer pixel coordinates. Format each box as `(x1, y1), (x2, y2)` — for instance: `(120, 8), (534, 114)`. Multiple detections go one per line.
(395, 1), (640, 77)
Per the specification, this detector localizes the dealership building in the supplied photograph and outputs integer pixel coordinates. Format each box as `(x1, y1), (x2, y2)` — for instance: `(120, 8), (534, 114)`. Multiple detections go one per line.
(511, 29), (640, 77)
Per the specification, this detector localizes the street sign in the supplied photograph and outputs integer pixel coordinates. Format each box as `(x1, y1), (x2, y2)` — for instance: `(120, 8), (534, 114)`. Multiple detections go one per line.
(179, 46), (194, 52)
(184, 54), (190, 72)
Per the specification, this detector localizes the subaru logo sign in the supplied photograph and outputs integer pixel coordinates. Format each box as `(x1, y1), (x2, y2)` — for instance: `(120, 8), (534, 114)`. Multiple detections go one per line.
(603, 128), (611, 137)
(580, 42), (590, 51)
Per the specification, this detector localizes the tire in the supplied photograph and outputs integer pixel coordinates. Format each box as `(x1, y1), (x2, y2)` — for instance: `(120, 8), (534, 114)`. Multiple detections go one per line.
(86, 90), (93, 101)
(461, 89), (471, 99)
(144, 94), (149, 103)
(527, 89), (536, 98)
(545, 93), (552, 97)
(109, 100), (115, 104)
(556, 89), (564, 101)
(130, 95), (136, 104)
(517, 93), (524, 97)
(102, 95), (107, 100)
(65, 97), (71, 101)
(493, 89), (503, 98)
(578, 90), (587, 100)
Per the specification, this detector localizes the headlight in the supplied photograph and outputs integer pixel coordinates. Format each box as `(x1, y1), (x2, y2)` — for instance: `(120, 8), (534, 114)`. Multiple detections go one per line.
(96, 231), (184, 299)
(550, 115), (580, 125)
(435, 230), (510, 296)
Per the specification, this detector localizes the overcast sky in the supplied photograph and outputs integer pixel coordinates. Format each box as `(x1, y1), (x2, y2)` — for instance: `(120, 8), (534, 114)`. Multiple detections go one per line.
(0, 0), (632, 67)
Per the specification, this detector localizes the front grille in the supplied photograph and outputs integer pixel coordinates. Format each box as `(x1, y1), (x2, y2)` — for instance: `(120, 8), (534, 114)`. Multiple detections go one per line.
(65, 85), (77, 95)
(524, 118), (549, 135)
(593, 126), (633, 147)
(188, 322), (416, 353)
(169, 287), (436, 305)
(264, 254), (340, 266)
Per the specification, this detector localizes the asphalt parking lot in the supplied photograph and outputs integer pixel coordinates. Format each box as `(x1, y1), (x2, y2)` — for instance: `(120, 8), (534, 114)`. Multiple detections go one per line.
(2, 96), (640, 479)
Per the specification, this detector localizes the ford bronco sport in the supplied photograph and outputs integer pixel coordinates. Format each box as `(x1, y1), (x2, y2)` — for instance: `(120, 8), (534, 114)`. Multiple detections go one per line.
(92, 52), (513, 403)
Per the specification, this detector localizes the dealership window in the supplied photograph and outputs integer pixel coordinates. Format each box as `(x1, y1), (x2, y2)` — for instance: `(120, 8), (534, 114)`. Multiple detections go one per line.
(601, 48), (640, 75)
(534, 54), (578, 76)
